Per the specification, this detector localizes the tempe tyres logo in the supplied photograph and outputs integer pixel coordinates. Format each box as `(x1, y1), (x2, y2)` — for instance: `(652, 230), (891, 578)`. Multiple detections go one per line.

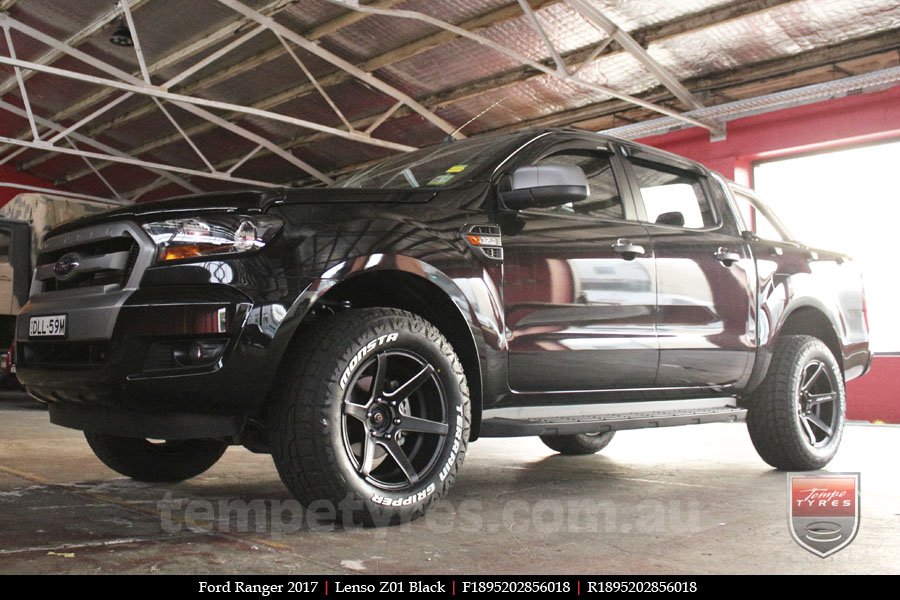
(788, 473), (860, 558)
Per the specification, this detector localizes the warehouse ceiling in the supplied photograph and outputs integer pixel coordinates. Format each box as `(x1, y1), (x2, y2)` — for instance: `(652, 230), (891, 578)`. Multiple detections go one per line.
(0, 0), (897, 202)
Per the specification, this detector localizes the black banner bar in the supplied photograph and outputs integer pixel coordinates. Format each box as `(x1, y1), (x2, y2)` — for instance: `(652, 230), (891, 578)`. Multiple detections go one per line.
(7, 574), (887, 594)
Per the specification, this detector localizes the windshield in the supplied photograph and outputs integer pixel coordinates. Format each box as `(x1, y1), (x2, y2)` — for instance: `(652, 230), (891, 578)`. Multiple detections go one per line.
(333, 132), (530, 189)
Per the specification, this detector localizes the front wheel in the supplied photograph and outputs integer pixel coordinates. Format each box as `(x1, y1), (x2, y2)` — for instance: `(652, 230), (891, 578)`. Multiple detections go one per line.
(747, 335), (845, 470)
(84, 433), (228, 482)
(269, 308), (470, 526)
(540, 431), (616, 455)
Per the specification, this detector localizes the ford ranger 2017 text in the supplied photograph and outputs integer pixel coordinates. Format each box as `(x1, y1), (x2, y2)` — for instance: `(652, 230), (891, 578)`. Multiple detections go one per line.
(16, 129), (871, 524)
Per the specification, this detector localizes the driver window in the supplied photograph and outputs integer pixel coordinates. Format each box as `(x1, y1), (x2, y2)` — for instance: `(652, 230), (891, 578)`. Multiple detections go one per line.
(533, 150), (624, 220)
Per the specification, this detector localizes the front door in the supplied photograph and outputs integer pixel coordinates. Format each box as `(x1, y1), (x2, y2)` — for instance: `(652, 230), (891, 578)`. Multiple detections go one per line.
(502, 146), (658, 392)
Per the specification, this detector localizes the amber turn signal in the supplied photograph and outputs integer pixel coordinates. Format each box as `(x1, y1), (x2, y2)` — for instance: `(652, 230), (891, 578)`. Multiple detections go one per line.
(465, 234), (501, 247)
(159, 243), (219, 261)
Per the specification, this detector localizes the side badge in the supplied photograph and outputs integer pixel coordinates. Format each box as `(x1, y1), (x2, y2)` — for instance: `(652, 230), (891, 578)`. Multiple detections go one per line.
(462, 224), (503, 262)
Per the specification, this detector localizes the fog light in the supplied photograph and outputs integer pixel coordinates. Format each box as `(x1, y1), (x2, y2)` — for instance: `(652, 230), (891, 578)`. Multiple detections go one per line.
(173, 339), (228, 367)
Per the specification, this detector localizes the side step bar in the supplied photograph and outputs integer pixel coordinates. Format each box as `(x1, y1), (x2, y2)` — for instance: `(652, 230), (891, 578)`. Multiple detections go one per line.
(480, 398), (746, 437)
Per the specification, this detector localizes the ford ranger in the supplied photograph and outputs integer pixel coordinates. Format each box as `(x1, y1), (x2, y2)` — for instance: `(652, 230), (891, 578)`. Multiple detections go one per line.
(15, 129), (871, 524)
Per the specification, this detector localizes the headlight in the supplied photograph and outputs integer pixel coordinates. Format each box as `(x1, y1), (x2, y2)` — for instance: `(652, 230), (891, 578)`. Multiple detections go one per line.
(141, 214), (283, 263)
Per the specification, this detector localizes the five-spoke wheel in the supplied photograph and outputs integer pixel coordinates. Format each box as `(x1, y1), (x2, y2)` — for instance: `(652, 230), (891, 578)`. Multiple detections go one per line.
(270, 308), (470, 525)
(342, 351), (450, 489)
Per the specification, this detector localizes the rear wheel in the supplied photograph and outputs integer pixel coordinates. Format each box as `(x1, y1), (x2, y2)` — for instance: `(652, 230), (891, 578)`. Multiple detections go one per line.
(540, 431), (616, 455)
(269, 308), (470, 526)
(84, 433), (228, 482)
(747, 335), (845, 470)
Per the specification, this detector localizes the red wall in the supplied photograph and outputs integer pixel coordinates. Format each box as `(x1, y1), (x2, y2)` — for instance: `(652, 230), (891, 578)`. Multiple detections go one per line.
(638, 85), (900, 185)
(638, 85), (900, 423)
(0, 165), (55, 208)
(842, 357), (900, 424)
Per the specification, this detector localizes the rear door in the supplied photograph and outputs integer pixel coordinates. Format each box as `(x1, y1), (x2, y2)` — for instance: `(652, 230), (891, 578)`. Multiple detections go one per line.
(502, 141), (658, 392)
(619, 146), (755, 388)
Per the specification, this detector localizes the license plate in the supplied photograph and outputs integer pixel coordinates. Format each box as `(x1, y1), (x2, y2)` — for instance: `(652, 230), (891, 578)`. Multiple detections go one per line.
(29, 314), (67, 338)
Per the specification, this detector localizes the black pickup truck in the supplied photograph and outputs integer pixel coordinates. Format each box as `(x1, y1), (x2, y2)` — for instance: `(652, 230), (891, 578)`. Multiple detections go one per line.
(16, 129), (871, 524)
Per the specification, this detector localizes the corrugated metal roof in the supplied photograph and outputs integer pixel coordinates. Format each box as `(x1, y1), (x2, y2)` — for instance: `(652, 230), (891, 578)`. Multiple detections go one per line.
(0, 0), (895, 201)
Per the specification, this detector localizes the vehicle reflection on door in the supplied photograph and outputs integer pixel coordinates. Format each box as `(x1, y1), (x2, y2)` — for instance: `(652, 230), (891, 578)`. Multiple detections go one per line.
(651, 228), (754, 387)
(503, 217), (658, 391)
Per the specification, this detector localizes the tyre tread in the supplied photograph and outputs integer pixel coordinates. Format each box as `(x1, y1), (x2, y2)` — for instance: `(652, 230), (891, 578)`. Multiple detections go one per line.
(540, 432), (615, 455)
(270, 308), (470, 525)
(747, 334), (845, 470)
(84, 433), (227, 482)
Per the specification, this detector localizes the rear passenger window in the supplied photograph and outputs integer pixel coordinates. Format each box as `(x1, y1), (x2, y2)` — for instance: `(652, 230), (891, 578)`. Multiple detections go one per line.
(631, 160), (715, 229)
(534, 150), (624, 220)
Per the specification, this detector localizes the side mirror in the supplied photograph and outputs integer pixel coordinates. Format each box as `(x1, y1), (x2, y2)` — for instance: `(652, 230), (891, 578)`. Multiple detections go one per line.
(500, 164), (589, 210)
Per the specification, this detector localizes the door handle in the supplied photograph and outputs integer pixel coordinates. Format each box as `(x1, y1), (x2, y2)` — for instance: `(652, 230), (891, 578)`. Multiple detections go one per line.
(612, 239), (645, 261)
(715, 247), (740, 267)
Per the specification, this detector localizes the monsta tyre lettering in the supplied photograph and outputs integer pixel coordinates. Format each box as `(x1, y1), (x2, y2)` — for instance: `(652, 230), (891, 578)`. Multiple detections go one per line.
(340, 333), (399, 390)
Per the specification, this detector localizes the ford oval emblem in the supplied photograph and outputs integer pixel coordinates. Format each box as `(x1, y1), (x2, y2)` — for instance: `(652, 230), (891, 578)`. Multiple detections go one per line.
(53, 252), (81, 281)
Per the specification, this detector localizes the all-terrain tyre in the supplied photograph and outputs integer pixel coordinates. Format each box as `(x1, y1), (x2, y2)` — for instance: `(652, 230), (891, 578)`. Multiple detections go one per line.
(540, 431), (616, 455)
(84, 433), (228, 482)
(269, 308), (470, 526)
(747, 335), (845, 470)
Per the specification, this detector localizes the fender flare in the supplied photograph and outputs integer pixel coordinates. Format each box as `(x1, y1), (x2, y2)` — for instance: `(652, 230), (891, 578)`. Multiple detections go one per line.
(773, 296), (845, 348)
(262, 253), (495, 432)
(745, 295), (846, 395)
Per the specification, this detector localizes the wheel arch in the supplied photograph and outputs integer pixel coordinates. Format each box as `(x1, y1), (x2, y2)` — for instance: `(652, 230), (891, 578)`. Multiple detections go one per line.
(271, 256), (486, 439)
(776, 303), (843, 372)
(743, 299), (846, 402)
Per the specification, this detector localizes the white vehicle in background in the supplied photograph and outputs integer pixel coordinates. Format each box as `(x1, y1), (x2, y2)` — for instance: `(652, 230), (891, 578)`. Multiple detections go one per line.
(0, 193), (118, 384)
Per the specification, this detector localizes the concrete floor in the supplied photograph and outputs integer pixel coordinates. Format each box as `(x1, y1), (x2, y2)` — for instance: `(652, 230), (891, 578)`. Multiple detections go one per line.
(0, 391), (897, 575)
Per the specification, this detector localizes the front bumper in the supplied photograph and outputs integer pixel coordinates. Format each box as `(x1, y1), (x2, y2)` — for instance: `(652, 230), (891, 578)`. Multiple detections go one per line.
(47, 402), (246, 440)
(16, 283), (270, 412)
(15, 215), (317, 439)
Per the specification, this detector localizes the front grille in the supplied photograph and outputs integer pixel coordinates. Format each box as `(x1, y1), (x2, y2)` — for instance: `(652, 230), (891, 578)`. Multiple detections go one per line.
(123, 243), (140, 280)
(35, 233), (140, 293)
(38, 236), (134, 265)
(42, 270), (124, 292)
